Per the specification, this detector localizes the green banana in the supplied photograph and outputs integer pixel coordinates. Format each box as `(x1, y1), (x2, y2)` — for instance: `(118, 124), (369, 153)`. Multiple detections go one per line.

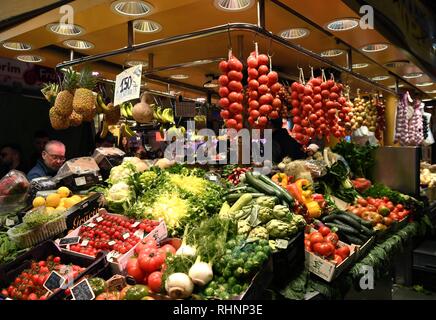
(97, 94), (112, 113)
(124, 123), (136, 138)
(100, 119), (109, 139)
(120, 103), (129, 118)
(126, 102), (133, 118)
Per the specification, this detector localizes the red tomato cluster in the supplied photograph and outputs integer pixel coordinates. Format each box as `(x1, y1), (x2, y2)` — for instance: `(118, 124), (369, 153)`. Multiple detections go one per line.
(290, 77), (352, 145)
(374, 96), (386, 141)
(127, 238), (176, 293)
(218, 56), (244, 131)
(305, 227), (351, 265)
(1, 256), (85, 300)
(246, 52), (283, 129)
(69, 214), (159, 256)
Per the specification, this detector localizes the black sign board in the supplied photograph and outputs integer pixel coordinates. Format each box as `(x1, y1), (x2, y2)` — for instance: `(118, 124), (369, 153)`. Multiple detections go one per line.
(43, 271), (66, 292)
(59, 236), (80, 246)
(64, 193), (101, 230)
(71, 279), (95, 300)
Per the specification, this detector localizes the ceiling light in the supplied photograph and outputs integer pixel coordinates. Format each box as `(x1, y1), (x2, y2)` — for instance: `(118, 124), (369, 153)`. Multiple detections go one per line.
(16, 55), (43, 63)
(279, 28), (310, 40)
(352, 63), (369, 69)
(361, 43), (389, 52)
(203, 80), (219, 88)
(111, 1), (153, 16)
(425, 90), (436, 94)
(2, 42), (32, 51)
(388, 84), (405, 89)
(170, 74), (189, 80)
(63, 40), (94, 50)
(47, 23), (85, 35)
(403, 72), (423, 79)
(371, 75), (390, 81)
(422, 98), (432, 102)
(384, 60), (409, 68)
(214, 0), (254, 12)
(92, 72), (100, 76)
(326, 18), (359, 31)
(321, 49), (346, 57)
(133, 20), (162, 33)
(416, 82), (434, 87)
(126, 60), (148, 68)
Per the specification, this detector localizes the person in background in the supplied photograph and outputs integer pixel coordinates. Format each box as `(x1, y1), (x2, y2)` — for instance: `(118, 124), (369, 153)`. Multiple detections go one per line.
(27, 140), (66, 180)
(270, 118), (306, 163)
(95, 133), (115, 149)
(29, 130), (49, 168)
(0, 144), (27, 177)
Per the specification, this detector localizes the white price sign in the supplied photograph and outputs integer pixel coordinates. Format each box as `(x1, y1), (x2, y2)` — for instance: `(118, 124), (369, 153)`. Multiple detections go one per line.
(114, 65), (142, 106)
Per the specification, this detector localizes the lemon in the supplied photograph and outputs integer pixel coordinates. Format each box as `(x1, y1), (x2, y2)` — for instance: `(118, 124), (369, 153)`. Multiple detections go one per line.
(46, 193), (61, 208)
(70, 195), (82, 204)
(45, 207), (55, 213)
(63, 198), (76, 209)
(56, 206), (66, 212)
(32, 196), (46, 208)
(57, 186), (71, 198)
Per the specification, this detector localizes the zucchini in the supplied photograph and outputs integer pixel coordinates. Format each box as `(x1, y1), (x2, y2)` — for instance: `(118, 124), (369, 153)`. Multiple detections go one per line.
(325, 222), (359, 236)
(225, 193), (264, 203)
(332, 214), (364, 231)
(245, 172), (277, 196)
(224, 186), (258, 195)
(257, 174), (294, 206)
(229, 194), (253, 214)
(219, 202), (230, 216)
(340, 233), (363, 245)
(341, 211), (373, 228)
(321, 214), (342, 223)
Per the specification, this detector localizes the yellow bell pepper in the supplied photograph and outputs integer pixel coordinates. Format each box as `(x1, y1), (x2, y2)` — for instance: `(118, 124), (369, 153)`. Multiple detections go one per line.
(305, 200), (321, 218)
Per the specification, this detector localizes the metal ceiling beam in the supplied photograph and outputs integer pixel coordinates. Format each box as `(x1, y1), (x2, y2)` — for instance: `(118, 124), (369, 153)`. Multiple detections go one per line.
(55, 22), (398, 95)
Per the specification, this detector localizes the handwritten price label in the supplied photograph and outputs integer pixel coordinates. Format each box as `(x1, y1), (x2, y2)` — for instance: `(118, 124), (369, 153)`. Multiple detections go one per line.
(114, 65), (142, 106)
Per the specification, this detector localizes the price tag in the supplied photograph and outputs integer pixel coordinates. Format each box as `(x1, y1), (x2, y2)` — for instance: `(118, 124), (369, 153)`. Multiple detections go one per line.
(122, 233), (130, 240)
(209, 175), (217, 181)
(59, 236), (80, 246)
(5, 218), (15, 227)
(134, 230), (145, 239)
(43, 271), (66, 293)
(275, 239), (289, 249)
(71, 279), (95, 301)
(96, 216), (104, 223)
(106, 275), (126, 292)
(113, 65), (142, 106)
(74, 177), (87, 186)
(87, 223), (96, 228)
(81, 239), (89, 247)
(131, 221), (140, 228)
(145, 221), (168, 243)
(108, 240), (116, 246)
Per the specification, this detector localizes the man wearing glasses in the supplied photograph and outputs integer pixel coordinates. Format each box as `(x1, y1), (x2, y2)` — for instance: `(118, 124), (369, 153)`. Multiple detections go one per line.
(27, 140), (66, 180)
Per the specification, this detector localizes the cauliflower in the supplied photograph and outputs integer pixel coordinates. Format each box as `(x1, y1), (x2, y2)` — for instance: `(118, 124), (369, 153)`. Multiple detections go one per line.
(105, 181), (134, 213)
(108, 163), (136, 185)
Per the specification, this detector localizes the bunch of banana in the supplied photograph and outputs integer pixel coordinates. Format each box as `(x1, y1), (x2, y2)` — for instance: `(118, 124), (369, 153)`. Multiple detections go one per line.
(100, 119), (109, 139)
(194, 115), (207, 124)
(120, 123), (136, 139)
(120, 102), (133, 119)
(153, 105), (175, 124)
(166, 125), (186, 139)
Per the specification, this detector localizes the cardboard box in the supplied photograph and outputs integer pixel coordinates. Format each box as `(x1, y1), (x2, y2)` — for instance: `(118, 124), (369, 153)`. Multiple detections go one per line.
(305, 241), (357, 282)
(56, 208), (167, 274)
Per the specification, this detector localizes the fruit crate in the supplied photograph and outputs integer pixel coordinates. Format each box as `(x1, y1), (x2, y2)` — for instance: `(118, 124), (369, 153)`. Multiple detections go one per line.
(354, 236), (376, 261)
(0, 240), (108, 300)
(271, 231), (305, 289)
(7, 213), (67, 249)
(63, 192), (102, 231)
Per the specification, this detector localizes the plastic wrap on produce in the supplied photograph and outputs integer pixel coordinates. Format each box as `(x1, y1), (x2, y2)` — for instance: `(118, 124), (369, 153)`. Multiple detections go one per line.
(92, 147), (125, 164)
(55, 157), (100, 181)
(0, 170), (30, 213)
(303, 160), (328, 178)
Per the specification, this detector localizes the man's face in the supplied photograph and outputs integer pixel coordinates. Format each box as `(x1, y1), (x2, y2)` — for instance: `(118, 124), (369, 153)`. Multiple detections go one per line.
(35, 137), (49, 153)
(42, 144), (66, 171)
(0, 147), (13, 166)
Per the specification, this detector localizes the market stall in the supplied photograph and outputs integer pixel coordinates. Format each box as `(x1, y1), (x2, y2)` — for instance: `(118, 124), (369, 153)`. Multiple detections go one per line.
(0, 0), (435, 301)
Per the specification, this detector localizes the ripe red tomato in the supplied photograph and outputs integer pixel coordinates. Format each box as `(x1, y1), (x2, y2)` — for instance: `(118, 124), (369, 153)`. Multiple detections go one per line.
(138, 251), (166, 273)
(126, 257), (146, 283)
(333, 254), (343, 265)
(325, 232), (339, 245)
(147, 271), (163, 293)
(318, 226), (331, 237)
(28, 293), (38, 300)
(335, 246), (350, 260)
(160, 244), (176, 255)
(309, 232), (324, 244)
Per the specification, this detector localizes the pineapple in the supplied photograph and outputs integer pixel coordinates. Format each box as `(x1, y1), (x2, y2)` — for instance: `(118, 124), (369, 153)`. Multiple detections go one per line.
(41, 82), (59, 106)
(73, 67), (97, 114)
(81, 104), (97, 122)
(49, 107), (70, 130)
(69, 111), (83, 127)
(54, 68), (78, 117)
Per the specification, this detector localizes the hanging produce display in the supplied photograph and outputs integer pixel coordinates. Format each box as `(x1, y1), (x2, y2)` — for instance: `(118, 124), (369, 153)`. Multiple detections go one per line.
(374, 94), (386, 141)
(218, 50), (244, 131)
(289, 69), (350, 145)
(351, 91), (377, 132)
(394, 92), (424, 146)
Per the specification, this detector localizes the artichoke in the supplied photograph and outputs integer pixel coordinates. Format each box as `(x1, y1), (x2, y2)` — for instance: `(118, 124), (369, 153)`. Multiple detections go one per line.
(248, 226), (269, 241)
(292, 214), (307, 229)
(237, 220), (252, 236)
(258, 206), (273, 223)
(265, 219), (293, 238)
(272, 205), (291, 220)
(256, 196), (277, 209)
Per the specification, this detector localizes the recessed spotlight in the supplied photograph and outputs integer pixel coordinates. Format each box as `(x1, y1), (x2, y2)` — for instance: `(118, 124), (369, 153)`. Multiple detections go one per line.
(47, 23), (85, 35)
(422, 98), (432, 102)
(425, 90), (436, 94)
(203, 80), (219, 88)
(321, 49), (346, 57)
(111, 1), (153, 16)
(63, 40), (94, 50)
(2, 42), (32, 51)
(133, 20), (162, 33)
(279, 28), (310, 40)
(92, 71), (100, 76)
(384, 60), (409, 68)
(362, 43), (389, 52)
(326, 18), (359, 31)
(403, 72), (423, 79)
(170, 74), (189, 80)
(352, 63), (369, 69)
(371, 75), (390, 81)
(214, 0), (254, 12)
(16, 55), (43, 63)
(388, 84), (405, 89)
(126, 60), (148, 68)
(416, 82), (434, 87)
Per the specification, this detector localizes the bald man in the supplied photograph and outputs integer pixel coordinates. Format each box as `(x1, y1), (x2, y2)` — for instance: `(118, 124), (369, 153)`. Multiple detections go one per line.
(27, 140), (66, 180)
